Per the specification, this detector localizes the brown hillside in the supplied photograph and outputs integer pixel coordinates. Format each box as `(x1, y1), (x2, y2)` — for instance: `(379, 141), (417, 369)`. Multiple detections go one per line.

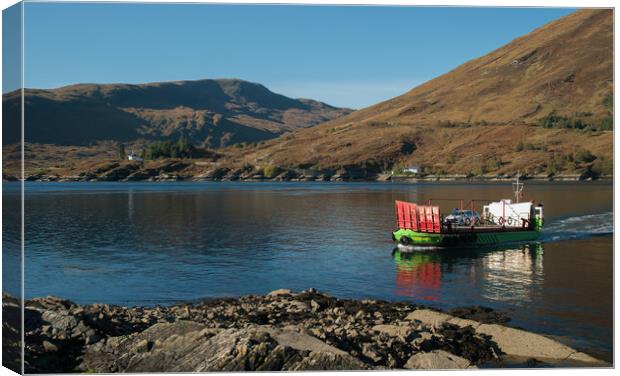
(236, 9), (613, 178)
(2, 78), (351, 147)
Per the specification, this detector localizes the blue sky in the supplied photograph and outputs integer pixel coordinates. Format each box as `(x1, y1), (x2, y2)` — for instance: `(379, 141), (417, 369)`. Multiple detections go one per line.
(16, 3), (575, 108)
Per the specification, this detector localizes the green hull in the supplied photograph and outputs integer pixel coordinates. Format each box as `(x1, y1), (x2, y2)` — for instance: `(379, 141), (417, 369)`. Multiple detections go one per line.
(392, 228), (541, 247)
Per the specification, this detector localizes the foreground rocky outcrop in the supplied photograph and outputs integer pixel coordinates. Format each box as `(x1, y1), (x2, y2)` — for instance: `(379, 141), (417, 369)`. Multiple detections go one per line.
(2, 289), (608, 373)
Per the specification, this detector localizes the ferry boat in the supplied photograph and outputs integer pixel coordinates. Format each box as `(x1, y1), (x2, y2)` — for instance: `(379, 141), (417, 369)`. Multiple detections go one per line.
(392, 175), (544, 248)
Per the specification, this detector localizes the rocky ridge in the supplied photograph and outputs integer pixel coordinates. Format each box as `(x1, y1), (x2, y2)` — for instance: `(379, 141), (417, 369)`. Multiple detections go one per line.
(2, 289), (607, 373)
(2, 79), (351, 147)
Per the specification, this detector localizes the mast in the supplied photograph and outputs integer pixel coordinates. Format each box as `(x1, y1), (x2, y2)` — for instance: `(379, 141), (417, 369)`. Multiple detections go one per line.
(513, 171), (524, 203)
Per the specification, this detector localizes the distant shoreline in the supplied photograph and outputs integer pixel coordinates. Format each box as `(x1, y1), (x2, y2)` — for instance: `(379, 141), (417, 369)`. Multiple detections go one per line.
(3, 173), (613, 183)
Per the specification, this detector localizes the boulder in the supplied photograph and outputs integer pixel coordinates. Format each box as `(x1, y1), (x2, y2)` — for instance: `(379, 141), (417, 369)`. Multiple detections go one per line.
(287, 351), (367, 371)
(81, 322), (367, 372)
(406, 309), (602, 363)
(404, 350), (473, 369)
(260, 327), (347, 356)
(267, 289), (293, 297)
(372, 324), (411, 338)
(475, 323), (597, 362)
(98, 164), (139, 181)
(406, 309), (454, 327)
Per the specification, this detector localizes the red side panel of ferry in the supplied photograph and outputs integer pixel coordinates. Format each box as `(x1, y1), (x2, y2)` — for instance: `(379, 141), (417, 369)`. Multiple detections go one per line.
(419, 206), (427, 232)
(409, 203), (418, 231)
(425, 206), (434, 233)
(432, 206), (441, 233)
(396, 201), (406, 229)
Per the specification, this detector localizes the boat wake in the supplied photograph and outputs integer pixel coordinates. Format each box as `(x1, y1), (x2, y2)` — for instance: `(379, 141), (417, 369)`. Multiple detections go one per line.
(540, 212), (613, 242)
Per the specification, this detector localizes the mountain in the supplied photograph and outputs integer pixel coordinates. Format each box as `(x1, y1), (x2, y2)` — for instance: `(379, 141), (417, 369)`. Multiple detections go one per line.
(237, 9), (613, 178)
(2, 78), (351, 147)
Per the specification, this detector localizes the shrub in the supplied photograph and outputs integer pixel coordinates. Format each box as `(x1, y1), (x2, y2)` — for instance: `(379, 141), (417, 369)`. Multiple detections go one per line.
(242, 163), (253, 172)
(602, 93), (613, 110)
(263, 165), (283, 178)
(573, 148), (597, 164)
(486, 157), (503, 171)
(538, 112), (587, 130)
(546, 156), (561, 175)
(599, 116), (613, 131)
(591, 156), (613, 176)
(515, 142), (524, 152)
(525, 143), (538, 151)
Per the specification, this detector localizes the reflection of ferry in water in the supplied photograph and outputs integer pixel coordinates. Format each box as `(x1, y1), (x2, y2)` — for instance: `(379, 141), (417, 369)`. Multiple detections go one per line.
(392, 243), (544, 302)
(392, 175), (544, 248)
(392, 250), (441, 301)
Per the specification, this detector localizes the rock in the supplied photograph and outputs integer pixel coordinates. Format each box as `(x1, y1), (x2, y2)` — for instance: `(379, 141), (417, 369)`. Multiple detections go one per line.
(159, 161), (190, 173)
(2, 173), (18, 181)
(81, 321), (208, 372)
(42, 340), (59, 353)
(267, 289), (293, 297)
(565, 352), (603, 363)
(288, 351), (368, 371)
(361, 343), (382, 363)
(263, 327), (347, 355)
(411, 331), (433, 348)
(81, 322), (366, 372)
(407, 309), (481, 330)
(125, 170), (157, 181)
(407, 309), (603, 364)
(288, 301), (309, 312)
(41, 310), (79, 334)
(406, 309), (453, 328)
(448, 306), (511, 324)
(475, 323), (586, 361)
(179, 306), (191, 319)
(71, 321), (90, 338)
(98, 164), (139, 181)
(85, 332), (101, 345)
(4, 290), (606, 372)
(310, 300), (321, 312)
(135, 339), (151, 353)
(404, 350), (473, 369)
(372, 324), (411, 339)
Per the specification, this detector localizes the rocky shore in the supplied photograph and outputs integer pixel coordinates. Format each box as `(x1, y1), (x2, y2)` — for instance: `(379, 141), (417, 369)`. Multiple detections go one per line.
(4, 158), (611, 183)
(2, 290), (608, 373)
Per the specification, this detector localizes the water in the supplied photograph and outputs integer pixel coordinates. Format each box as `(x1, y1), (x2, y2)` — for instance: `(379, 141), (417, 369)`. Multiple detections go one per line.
(2, 181), (613, 361)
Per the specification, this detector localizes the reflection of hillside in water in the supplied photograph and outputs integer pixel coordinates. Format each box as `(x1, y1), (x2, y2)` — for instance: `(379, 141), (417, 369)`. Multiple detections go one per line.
(392, 243), (544, 303)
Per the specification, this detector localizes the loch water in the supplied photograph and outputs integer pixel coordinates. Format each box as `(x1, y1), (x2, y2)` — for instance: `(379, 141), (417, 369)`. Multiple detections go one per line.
(2, 181), (613, 361)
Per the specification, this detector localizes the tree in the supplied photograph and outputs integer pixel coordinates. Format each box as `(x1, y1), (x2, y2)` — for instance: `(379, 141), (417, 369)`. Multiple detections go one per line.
(142, 137), (197, 160)
(117, 144), (126, 160)
(178, 135), (188, 153)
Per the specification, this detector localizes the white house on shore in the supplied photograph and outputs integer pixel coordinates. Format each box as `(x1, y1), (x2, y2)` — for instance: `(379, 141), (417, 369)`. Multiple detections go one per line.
(128, 151), (143, 162)
(391, 166), (420, 176)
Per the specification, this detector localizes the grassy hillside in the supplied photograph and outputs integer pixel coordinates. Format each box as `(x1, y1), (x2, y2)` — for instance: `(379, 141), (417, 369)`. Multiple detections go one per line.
(2, 78), (351, 148)
(231, 9), (613, 178)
